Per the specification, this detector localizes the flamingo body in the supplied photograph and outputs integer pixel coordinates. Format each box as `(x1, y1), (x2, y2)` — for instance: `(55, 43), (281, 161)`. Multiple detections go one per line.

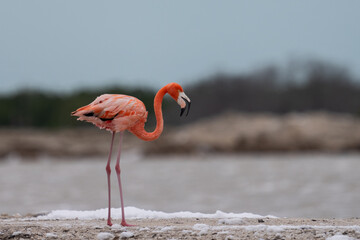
(72, 94), (148, 133)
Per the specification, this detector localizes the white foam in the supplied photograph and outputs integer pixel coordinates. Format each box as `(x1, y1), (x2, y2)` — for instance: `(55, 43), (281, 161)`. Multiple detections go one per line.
(97, 232), (115, 240)
(193, 223), (210, 235)
(119, 231), (134, 239)
(326, 235), (355, 240)
(37, 206), (275, 220)
(45, 233), (58, 239)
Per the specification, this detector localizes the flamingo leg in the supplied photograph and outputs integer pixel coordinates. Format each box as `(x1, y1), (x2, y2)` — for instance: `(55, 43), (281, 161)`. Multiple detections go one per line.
(106, 132), (116, 226)
(114, 131), (133, 226)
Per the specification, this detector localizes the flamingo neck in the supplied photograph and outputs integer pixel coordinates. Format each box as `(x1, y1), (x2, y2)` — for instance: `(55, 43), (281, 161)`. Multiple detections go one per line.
(130, 86), (167, 141)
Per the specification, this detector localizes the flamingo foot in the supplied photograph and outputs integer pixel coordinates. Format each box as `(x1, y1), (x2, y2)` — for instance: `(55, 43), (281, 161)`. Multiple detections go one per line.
(121, 220), (135, 227)
(107, 219), (113, 226)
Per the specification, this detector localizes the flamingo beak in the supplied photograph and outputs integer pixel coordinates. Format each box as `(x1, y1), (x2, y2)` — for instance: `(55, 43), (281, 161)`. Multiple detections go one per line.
(179, 92), (191, 117)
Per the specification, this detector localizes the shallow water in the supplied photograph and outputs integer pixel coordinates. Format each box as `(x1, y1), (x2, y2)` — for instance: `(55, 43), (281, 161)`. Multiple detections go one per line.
(1, 152), (360, 218)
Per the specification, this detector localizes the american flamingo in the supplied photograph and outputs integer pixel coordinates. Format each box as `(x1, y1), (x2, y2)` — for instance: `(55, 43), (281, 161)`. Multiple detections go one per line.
(71, 82), (191, 226)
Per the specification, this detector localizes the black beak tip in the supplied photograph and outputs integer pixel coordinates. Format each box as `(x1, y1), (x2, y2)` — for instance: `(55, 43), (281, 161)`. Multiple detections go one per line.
(186, 101), (191, 116)
(180, 107), (185, 117)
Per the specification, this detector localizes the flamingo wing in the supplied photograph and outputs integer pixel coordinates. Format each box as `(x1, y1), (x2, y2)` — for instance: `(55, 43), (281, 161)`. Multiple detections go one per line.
(72, 94), (148, 132)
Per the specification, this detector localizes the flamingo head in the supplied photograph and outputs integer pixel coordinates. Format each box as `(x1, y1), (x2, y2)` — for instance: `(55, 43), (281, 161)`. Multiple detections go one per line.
(167, 83), (191, 117)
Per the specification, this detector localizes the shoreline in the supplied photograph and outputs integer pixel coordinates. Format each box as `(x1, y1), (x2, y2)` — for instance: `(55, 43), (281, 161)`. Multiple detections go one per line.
(1, 216), (360, 239)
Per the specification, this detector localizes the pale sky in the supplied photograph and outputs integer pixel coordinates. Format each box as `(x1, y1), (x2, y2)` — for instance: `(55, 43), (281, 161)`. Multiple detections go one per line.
(1, 1), (359, 93)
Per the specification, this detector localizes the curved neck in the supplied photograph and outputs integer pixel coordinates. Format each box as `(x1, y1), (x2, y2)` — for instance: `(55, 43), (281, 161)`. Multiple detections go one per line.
(129, 86), (167, 141)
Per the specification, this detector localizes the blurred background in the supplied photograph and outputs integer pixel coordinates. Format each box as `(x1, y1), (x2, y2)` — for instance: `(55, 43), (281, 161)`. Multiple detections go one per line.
(1, 1), (360, 218)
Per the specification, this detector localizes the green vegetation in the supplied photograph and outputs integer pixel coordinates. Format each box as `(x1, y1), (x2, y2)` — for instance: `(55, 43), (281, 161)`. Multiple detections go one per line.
(0, 87), (156, 128)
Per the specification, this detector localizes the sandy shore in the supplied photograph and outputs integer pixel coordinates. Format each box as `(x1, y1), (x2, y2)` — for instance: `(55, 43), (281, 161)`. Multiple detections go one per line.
(2, 112), (360, 159)
(145, 112), (360, 155)
(1, 216), (360, 240)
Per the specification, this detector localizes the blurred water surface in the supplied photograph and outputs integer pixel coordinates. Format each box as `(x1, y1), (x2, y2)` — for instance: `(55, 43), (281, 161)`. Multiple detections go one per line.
(0, 153), (359, 218)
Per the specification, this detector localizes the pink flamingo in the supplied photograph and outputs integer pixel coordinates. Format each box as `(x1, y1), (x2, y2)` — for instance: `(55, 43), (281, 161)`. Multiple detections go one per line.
(71, 82), (191, 226)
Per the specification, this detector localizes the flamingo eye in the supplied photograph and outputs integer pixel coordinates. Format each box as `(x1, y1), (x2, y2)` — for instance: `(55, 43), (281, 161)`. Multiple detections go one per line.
(99, 101), (103, 104)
